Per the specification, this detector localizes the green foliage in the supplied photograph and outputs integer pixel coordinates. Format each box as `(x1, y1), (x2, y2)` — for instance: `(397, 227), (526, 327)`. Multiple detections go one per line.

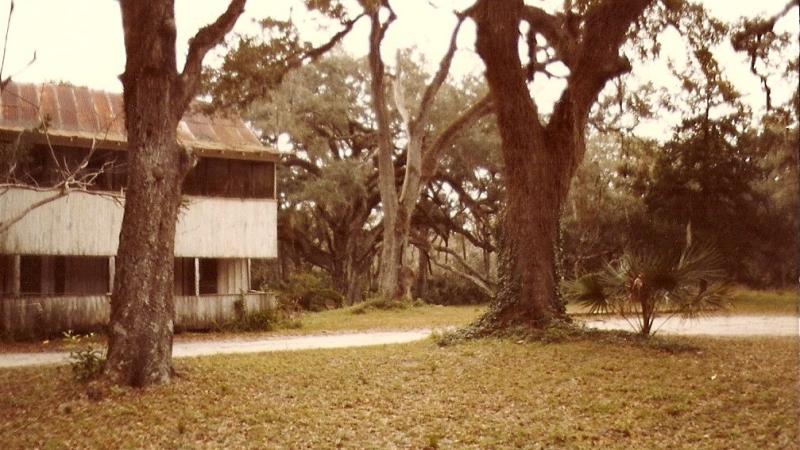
(563, 241), (729, 336)
(221, 299), (301, 333)
(63, 331), (105, 383)
(272, 271), (344, 312)
(424, 273), (491, 306)
(226, 308), (302, 333)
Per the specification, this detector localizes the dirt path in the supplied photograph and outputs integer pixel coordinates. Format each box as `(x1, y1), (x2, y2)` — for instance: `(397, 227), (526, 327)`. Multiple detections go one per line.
(1, 315), (796, 369)
(582, 315), (798, 336)
(0, 329), (434, 369)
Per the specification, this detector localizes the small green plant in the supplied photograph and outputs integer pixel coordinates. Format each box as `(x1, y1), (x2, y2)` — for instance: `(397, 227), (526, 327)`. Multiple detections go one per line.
(63, 331), (105, 382)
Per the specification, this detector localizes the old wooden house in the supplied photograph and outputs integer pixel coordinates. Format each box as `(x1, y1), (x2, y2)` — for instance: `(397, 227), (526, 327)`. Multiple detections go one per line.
(0, 82), (278, 337)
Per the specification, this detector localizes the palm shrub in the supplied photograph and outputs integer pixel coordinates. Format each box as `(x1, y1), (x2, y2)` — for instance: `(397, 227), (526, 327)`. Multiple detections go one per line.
(564, 238), (729, 336)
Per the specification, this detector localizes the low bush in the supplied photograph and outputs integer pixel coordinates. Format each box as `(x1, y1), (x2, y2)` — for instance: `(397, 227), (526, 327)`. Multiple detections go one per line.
(424, 273), (492, 306)
(270, 272), (345, 312)
(349, 297), (423, 315)
(221, 299), (302, 333)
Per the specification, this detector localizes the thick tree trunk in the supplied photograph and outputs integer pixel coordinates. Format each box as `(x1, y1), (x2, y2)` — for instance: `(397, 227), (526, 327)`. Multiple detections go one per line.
(105, 83), (184, 386)
(473, 0), (568, 330)
(471, 0), (651, 332)
(105, 0), (245, 386)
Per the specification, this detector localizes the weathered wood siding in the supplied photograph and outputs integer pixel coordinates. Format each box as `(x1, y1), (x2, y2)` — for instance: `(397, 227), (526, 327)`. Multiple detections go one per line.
(0, 187), (278, 258)
(0, 293), (276, 338)
(217, 258), (250, 294)
(1, 295), (110, 338)
(174, 293), (276, 331)
(174, 198), (278, 258)
(0, 189), (122, 256)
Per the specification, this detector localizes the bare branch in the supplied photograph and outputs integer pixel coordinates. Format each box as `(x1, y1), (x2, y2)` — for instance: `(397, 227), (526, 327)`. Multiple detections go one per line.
(177, 0), (247, 111)
(367, 8), (399, 210)
(0, 0), (14, 87)
(520, 5), (581, 70)
(411, 15), (465, 135)
(420, 93), (493, 184)
(430, 244), (496, 296)
(299, 13), (367, 64)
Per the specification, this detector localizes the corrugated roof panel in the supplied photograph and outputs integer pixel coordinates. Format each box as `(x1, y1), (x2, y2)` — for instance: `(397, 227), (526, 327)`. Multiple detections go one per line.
(90, 90), (116, 135)
(0, 82), (275, 158)
(74, 86), (99, 133)
(39, 85), (60, 129)
(55, 84), (78, 131)
(183, 116), (220, 143)
(1, 82), (19, 122)
(17, 83), (39, 127)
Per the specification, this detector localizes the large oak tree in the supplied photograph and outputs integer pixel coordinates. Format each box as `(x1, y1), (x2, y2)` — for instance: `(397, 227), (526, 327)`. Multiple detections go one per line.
(469, 0), (655, 330)
(105, 0), (246, 387)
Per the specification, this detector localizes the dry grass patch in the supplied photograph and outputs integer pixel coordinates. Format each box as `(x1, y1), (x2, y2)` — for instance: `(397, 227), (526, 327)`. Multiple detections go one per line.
(727, 288), (797, 315)
(0, 336), (797, 449)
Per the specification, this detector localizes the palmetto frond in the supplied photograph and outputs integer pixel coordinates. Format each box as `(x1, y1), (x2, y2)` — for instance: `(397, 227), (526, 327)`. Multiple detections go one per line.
(563, 273), (612, 314)
(564, 240), (729, 335)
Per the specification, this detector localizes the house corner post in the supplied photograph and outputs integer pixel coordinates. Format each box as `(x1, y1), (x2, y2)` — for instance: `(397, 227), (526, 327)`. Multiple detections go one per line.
(108, 256), (116, 295)
(11, 254), (20, 298)
(193, 257), (200, 297)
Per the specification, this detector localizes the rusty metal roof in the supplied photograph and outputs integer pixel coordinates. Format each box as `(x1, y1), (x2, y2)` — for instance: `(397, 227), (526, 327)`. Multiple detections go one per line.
(0, 82), (275, 160)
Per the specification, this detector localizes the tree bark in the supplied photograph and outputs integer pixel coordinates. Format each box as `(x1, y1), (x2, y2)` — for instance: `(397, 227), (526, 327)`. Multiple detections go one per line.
(105, 0), (245, 387)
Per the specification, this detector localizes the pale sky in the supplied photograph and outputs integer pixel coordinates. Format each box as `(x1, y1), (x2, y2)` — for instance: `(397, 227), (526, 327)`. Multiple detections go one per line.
(0, 0), (796, 137)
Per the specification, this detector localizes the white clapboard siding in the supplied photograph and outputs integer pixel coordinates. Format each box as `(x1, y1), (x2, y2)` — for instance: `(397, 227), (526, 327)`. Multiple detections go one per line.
(217, 258), (249, 294)
(0, 187), (277, 258)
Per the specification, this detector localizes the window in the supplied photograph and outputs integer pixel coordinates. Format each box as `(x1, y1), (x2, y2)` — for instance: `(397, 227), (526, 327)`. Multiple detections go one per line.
(174, 258), (196, 296)
(183, 157), (275, 199)
(13, 145), (127, 192)
(54, 256), (66, 295)
(198, 258), (218, 295)
(20, 255), (42, 295)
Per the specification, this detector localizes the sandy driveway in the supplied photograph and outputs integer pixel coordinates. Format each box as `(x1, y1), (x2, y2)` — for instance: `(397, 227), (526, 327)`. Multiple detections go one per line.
(0, 329), (433, 369)
(582, 315), (798, 337)
(0, 315), (796, 369)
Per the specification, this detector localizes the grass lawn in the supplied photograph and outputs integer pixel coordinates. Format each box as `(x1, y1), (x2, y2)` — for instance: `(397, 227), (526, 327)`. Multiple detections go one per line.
(298, 303), (484, 332)
(1, 335), (797, 449)
(172, 304), (486, 344)
(726, 288), (798, 315)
